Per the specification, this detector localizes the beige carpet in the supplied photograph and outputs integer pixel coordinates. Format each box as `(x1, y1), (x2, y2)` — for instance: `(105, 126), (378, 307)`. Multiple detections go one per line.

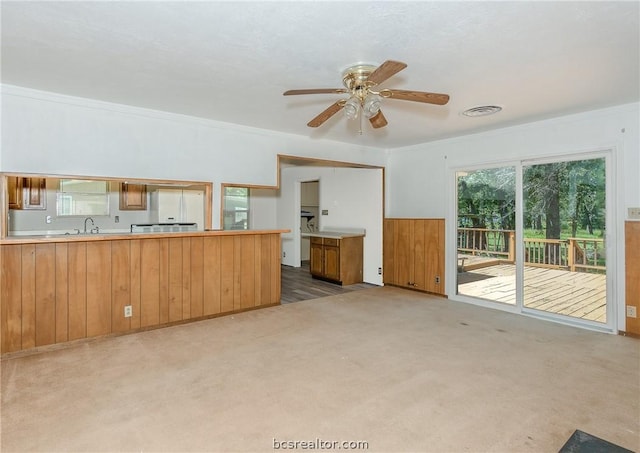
(1, 286), (639, 452)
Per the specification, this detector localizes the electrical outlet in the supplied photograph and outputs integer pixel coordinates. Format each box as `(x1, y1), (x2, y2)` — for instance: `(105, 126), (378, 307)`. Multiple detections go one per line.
(628, 207), (640, 220)
(115, 215), (120, 223)
(322, 209), (329, 215)
(626, 306), (637, 318)
(283, 251), (286, 258)
(435, 276), (441, 284)
(378, 267), (382, 275)
(46, 215), (52, 224)
(124, 305), (132, 318)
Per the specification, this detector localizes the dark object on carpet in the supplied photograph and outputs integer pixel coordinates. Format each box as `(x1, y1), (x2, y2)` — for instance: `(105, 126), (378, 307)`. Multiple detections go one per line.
(559, 430), (634, 453)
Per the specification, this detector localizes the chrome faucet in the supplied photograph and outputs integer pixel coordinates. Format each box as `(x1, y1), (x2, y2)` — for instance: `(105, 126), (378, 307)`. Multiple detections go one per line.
(83, 217), (95, 234)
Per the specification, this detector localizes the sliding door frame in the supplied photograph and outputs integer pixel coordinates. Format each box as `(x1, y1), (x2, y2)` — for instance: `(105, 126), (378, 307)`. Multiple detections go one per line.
(447, 148), (617, 333)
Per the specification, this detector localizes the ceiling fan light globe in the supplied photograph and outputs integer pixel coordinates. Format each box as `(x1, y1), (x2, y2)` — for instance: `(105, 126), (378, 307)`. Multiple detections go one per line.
(344, 97), (360, 120)
(363, 94), (382, 119)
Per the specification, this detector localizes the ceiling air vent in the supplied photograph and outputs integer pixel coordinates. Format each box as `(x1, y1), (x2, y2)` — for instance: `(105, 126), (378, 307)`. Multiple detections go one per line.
(462, 105), (503, 117)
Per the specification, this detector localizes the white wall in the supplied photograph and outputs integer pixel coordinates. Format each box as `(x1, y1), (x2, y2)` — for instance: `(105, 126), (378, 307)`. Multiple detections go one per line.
(386, 103), (640, 332)
(0, 85), (387, 229)
(249, 188), (278, 230)
(278, 166), (384, 285)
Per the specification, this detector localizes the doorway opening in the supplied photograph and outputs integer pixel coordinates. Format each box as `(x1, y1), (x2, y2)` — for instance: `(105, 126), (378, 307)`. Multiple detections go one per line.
(300, 180), (319, 263)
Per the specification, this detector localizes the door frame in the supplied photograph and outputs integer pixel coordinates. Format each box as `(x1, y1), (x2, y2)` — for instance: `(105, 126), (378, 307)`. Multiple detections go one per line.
(446, 148), (617, 333)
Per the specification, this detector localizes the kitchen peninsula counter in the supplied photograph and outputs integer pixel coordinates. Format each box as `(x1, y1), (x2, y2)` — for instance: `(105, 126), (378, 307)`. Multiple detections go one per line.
(1, 228), (288, 245)
(1, 229), (288, 355)
(300, 231), (365, 239)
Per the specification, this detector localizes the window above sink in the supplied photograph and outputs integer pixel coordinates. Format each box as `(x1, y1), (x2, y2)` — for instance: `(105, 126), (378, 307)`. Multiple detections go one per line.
(57, 179), (110, 217)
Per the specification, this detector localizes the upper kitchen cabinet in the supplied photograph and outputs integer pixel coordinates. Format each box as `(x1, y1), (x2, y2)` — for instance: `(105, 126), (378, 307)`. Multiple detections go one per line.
(119, 183), (147, 210)
(7, 176), (22, 209)
(8, 176), (46, 210)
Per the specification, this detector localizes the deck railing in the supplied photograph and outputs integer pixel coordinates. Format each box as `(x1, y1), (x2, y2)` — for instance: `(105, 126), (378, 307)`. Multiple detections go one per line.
(457, 228), (515, 261)
(457, 228), (605, 273)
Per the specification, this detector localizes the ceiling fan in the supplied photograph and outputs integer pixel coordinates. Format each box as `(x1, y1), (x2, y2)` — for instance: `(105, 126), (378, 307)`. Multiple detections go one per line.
(283, 60), (450, 129)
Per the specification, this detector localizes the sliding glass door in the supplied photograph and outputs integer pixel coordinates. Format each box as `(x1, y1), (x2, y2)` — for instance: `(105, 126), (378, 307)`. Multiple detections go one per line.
(456, 166), (517, 305)
(522, 157), (607, 323)
(455, 154), (609, 328)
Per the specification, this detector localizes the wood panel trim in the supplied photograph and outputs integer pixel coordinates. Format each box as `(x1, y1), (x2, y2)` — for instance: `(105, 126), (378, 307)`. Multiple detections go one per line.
(625, 221), (640, 335)
(1, 245), (23, 352)
(1, 231), (284, 354)
(35, 244), (56, 346)
(1, 302), (280, 360)
(384, 218), (446, 296)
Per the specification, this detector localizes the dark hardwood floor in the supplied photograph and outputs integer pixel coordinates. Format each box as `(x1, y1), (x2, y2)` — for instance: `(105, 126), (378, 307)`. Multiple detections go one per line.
(281, 261), (378, 304)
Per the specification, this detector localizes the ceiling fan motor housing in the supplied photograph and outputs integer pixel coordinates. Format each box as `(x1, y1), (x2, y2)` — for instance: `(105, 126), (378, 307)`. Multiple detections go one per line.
(342, 64), (378, 100)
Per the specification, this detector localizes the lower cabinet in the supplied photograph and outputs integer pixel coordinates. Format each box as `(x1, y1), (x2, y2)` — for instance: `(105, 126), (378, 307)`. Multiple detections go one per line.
(384, 218), (445, 295)
(0, 233), (282, 354)
(310, 235), (363, 285)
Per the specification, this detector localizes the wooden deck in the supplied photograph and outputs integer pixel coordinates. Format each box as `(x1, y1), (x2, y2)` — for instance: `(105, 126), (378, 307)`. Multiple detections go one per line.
(457, 264), (607, 322)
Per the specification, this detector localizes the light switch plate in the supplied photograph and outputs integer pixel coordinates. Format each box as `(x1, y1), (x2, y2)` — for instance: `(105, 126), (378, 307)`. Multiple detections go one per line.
(628, 207), (640, 220)
(322, 209), (328, 215)
(626, 306), (637, 318)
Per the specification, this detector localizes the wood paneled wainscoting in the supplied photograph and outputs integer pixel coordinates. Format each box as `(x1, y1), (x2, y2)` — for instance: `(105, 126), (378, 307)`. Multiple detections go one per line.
(0, 231), (284, 355)
(383, 218), (446, 296)
(625, 221), (640, 336)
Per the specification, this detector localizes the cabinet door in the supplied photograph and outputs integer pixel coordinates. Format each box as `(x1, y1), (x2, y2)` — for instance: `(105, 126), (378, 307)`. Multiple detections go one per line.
(310, 241), (324, 276)
(119, 183), (147, 210)
(7, 176), (23, 209)
(22, 178), (46, 210)
(323, 245), (340, 281)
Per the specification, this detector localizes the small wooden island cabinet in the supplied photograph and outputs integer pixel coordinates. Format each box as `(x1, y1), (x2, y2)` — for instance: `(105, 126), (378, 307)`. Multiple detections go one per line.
(308, 232), (364, 285)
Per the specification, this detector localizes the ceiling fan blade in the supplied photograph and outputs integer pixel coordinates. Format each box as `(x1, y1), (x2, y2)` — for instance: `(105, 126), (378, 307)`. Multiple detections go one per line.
(366, 60), (407, 86)
(386, 89), (450, 105)
(369, 110), (388, 129)
(284, 88), (347, 96)
(307, 100), (345, 127)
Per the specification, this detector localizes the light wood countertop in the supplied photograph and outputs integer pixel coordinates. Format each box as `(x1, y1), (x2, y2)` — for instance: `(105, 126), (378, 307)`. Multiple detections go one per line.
(1, 229), (290, 245)
(301, 231), (365, 239)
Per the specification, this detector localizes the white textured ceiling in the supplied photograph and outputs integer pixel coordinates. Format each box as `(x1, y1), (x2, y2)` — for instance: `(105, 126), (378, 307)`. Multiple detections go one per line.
(1, 1), (638, 149)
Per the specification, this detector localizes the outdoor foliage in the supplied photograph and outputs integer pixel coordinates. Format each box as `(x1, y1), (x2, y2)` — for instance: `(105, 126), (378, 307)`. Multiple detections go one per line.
(457, 158), (606, 240)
